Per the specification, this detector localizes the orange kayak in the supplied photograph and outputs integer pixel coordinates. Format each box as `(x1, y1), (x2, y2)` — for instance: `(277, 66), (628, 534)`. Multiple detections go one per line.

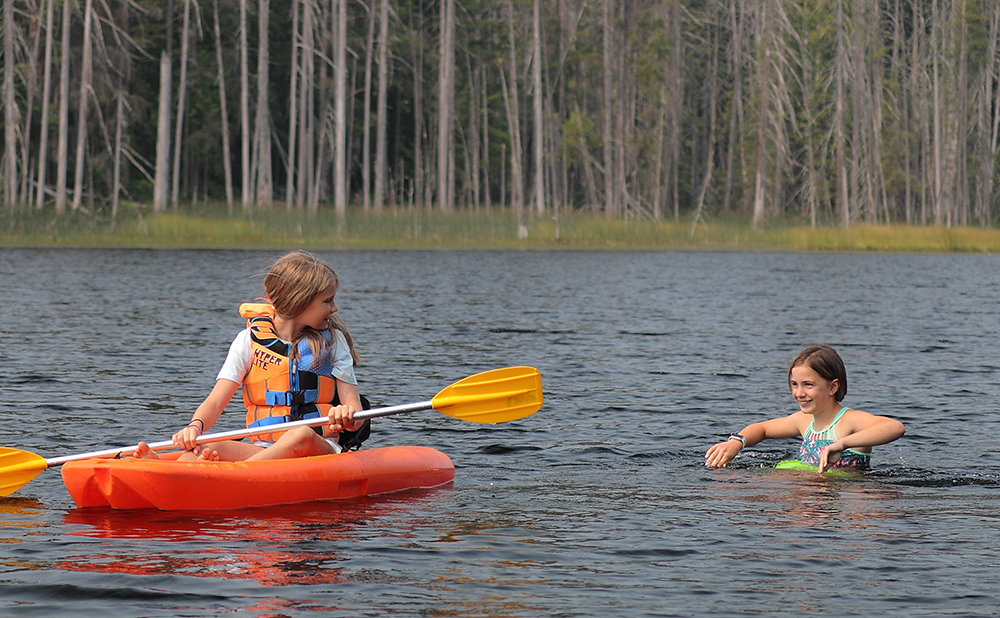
(61, 446), (454, 510)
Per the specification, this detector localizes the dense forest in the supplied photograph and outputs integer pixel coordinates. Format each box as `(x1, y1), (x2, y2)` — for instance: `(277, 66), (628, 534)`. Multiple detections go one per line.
(1, 0), (999, 228)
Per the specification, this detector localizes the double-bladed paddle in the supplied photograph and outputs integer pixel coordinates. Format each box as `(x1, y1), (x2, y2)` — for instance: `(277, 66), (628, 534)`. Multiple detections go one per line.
(0, 366), (542, 498)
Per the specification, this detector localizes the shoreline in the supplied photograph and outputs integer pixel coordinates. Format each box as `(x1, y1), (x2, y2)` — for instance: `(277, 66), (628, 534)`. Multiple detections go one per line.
(3, 206), (1000, 253)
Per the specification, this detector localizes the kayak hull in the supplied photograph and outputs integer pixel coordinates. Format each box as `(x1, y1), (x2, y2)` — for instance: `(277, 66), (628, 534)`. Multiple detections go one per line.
(61, 446), (454, 510)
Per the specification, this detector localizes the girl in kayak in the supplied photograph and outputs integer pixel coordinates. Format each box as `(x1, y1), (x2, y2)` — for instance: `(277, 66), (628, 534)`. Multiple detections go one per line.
(135, 250), (363, 461)
(704, 345), (904, 473)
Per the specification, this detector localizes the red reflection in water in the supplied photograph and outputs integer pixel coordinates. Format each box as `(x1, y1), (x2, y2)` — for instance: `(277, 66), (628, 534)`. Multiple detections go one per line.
(59, 487), (450, 586)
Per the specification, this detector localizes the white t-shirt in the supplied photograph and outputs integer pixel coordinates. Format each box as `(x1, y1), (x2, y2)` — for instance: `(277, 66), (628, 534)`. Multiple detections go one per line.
(217, 328), (358, 385)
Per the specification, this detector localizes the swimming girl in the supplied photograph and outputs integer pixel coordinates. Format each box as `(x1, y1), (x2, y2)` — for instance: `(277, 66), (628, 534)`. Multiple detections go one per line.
(135, 250), (364, 462)
(704, 345), (904, 473)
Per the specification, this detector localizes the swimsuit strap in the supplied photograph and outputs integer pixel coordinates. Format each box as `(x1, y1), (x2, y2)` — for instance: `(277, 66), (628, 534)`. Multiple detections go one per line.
(804, 406), (850, 440)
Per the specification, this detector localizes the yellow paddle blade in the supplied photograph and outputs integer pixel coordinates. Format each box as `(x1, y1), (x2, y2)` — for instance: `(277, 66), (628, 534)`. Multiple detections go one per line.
(431, 366), (543, 423)
(0, 448), (49, 498)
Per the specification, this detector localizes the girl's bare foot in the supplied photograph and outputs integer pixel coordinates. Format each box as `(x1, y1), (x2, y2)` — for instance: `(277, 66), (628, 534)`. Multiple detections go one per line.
(132, 442), (160, 460)
(197, 446), (221, 462)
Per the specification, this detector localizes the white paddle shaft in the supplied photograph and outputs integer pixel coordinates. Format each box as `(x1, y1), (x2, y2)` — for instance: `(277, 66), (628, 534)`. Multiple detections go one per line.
(44, 400), (434, 466)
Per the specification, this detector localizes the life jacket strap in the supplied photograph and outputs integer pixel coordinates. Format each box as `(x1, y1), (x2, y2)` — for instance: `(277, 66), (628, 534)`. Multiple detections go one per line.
(264, 389), (320, 406)
(247, 410), (322, 429)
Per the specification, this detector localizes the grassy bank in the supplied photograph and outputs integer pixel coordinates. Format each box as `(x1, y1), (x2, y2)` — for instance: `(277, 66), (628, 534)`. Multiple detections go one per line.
(4, 203), (1000, 252)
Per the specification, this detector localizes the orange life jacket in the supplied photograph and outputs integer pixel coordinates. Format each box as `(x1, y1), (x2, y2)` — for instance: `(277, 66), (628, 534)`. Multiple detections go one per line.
(239, 303), (339, 442)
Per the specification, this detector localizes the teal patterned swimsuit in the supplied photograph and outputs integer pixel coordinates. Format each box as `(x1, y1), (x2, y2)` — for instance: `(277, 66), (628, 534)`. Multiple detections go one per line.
(797, 406), (871, 469)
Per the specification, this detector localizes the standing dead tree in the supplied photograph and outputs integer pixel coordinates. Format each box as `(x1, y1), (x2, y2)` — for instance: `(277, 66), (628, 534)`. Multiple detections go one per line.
(373, 0), (391, 210)
(36, 0), (56, 211)
(213, 0), (234, 209)
(436, 0), (455, 211)
(2, 0), (19, 210)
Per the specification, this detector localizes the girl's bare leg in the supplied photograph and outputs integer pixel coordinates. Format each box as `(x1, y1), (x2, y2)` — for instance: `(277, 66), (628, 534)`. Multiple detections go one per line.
(245, 427), (338, 461)
(195, 440), (265, 461)
(132, 440), (263, 462)
(197, 447), (222, 461)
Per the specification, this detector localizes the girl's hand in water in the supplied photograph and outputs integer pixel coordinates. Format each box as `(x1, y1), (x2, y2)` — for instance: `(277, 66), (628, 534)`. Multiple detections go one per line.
(327, 404), (359, 434)
(817, 442), (844, 473)
(705, 440), (742, 468)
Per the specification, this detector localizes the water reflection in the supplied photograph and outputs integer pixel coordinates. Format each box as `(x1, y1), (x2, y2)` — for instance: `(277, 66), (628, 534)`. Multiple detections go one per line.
(60, 489), (450, 586)
(8, 249), (1000, 617)
(0, 497), (45, 527)
(709, 468), (902, 530)
(0, 498), (47, 572)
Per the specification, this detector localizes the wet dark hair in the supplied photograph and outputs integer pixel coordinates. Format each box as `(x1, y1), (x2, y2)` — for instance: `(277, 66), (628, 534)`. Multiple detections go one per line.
(787, 345), (848, 402)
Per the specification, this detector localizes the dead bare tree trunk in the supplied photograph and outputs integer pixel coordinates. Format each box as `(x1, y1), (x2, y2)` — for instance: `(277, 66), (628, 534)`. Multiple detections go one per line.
(36, 0), (55, 211)
(55, 0), (72, 214)
(796, 9), (823, 229)
(954, 3), (968, 226)
(153, 49), (172, 212)
(601, 0), (614, 216)
(412, 0), (424, 208)
(722, 0), (744, 214)
(213, 0), (234, 210)
(373, 0), (391, 210)
(931, 0), (944, 224)
(170, 0), (192, 208)
(153, 0), (175, 212)
(3, 0), (17, 210)
(848, 4), (864, 222)
(112, 0), (131, 219)
(652, 91), (664, 219)
(870, 15), (889, 225)
(467, 59), (479, 208)
(501, 0), (524, 230)
(254, 0), (272, 205)
(18, 3), (47, 207)
(891, 0), (912, 223)
(437, 0), (455, 211)
(481, 64), (490, 209)
(112, 83), (125, 218)
(691, 23), (718, 236)
(285, 0), (299, 209)
(240, 0), (251, 209)
(334, 0), (348, 215)
(531, 0), (544, 215)
(614, 0), (626, 218)
(748, 0), (794, 227)
(312, 0), (331, 210)
(71, 0), (95, 212)
(833, 0), (848, 225)
(666, 1), (682, 221)
(750, 0), (771, 227)
(361, 0), (374, 210)
(909, 0), (930, 224)
(296, 0), (313, 210)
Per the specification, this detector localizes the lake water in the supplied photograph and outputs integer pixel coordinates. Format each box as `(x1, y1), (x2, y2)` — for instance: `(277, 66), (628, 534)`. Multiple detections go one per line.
(1, 248), (999, 617)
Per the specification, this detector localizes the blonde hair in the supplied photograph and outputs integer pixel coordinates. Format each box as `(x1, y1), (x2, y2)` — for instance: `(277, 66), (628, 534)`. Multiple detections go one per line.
(263, 251), (360, 367)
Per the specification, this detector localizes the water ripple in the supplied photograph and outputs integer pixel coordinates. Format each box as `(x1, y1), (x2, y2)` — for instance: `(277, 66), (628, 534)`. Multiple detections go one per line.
(4, 249), (1000, 617)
